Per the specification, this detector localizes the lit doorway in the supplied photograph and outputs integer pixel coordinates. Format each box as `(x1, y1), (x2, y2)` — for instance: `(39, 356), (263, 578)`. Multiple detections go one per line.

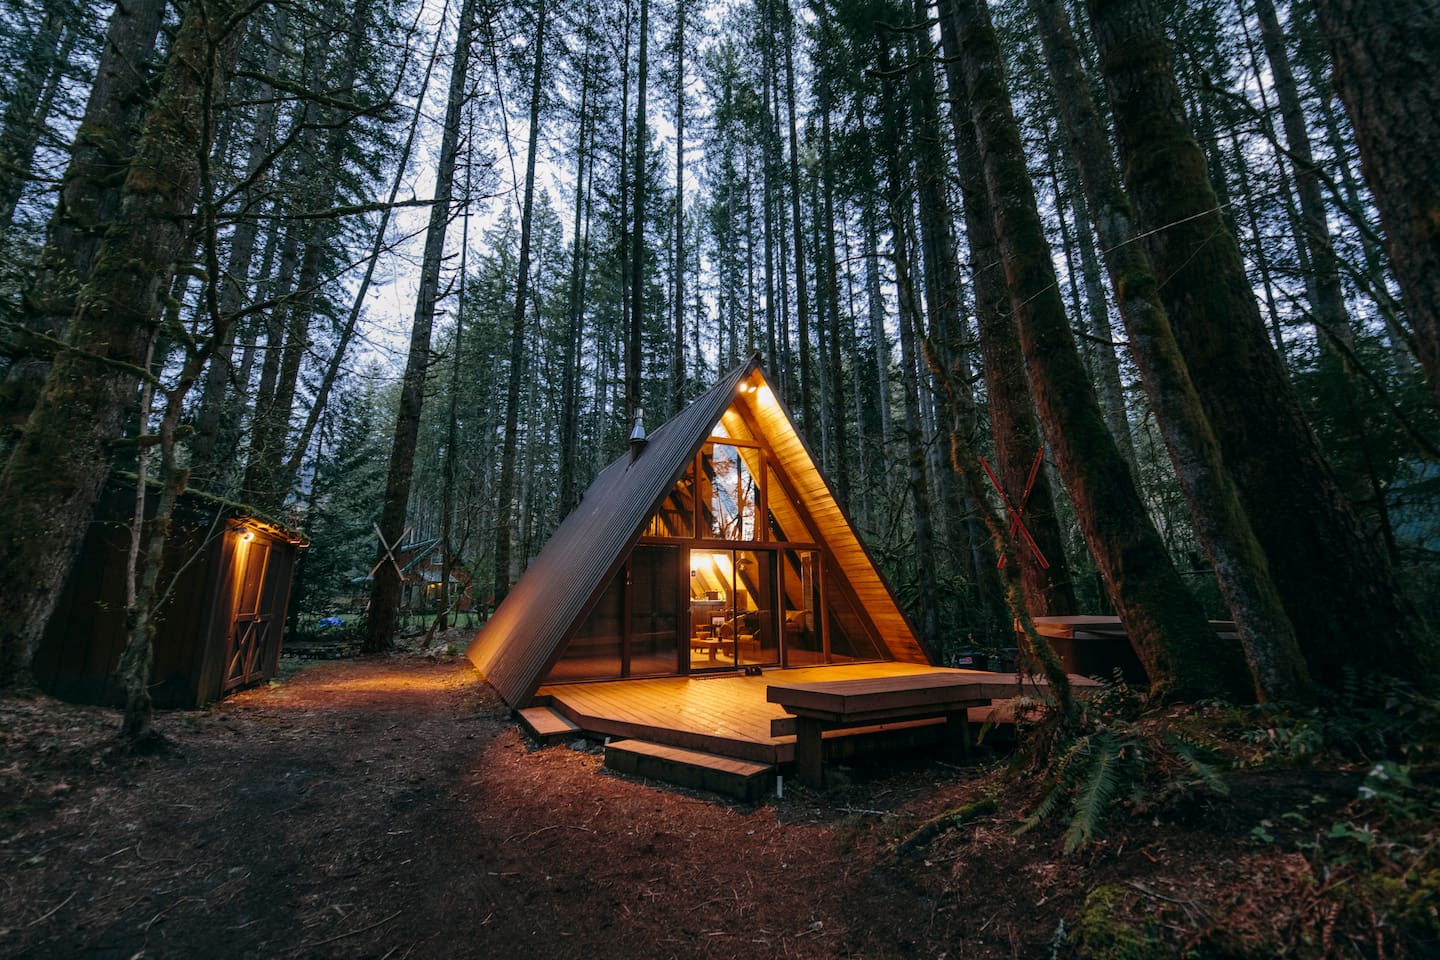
(687, 549), (778, 670)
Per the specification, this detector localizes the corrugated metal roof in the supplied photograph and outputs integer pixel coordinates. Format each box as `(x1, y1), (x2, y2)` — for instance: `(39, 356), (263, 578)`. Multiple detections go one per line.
(465, 357), (925, 706)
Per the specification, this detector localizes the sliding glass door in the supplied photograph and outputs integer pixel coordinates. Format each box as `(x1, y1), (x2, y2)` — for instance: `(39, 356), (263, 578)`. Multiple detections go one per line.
(687, 549), (777, 670)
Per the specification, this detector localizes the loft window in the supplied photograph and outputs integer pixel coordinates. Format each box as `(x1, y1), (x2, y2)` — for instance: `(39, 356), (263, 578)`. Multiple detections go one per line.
(699, 441), (757, 540)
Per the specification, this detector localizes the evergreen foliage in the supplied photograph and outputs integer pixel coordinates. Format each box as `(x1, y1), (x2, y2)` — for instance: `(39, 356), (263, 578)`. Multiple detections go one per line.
(0, 0), (1435, 722)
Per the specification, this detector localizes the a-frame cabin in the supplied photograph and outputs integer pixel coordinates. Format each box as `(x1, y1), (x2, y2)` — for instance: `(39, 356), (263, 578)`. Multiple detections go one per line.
(467, 358), (930, 709)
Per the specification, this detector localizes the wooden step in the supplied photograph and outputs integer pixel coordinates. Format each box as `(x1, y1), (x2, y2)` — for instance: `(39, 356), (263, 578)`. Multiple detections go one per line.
(605, 739), (776, 802)
(517, 706), (581, 745)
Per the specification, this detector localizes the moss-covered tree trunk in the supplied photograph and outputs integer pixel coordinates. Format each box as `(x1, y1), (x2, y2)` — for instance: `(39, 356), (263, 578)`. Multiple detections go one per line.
(364, 0), (480, 653)
(945, 0), (1238, 700)
(1087, 0), (1429, 689)
(937, 0), (1077, 620)
(1309, 0), (1440, 408)
(0, 0), (248, 688)
(1029, 0), (1313, 702)
(1, 0), (166, 441)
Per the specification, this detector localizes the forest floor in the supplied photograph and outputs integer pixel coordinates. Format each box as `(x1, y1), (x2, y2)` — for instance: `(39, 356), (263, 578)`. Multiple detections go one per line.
(2, 646), (1434, 959)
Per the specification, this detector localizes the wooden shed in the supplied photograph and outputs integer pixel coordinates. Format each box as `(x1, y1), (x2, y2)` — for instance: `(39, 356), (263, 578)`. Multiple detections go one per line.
(467, 357), (929, 708)
(32, 479), (307, 708)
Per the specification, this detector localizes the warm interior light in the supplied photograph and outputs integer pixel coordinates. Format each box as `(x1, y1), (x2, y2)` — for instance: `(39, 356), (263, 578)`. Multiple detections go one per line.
(240, 530), (256, 543)
(757, 385), (774, 405)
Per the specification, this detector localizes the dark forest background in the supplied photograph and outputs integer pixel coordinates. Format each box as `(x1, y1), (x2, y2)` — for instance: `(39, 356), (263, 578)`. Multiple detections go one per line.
(0, 0), (1437, 724)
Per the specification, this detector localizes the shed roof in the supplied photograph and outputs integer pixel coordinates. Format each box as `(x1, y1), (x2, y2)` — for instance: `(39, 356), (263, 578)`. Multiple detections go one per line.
(466, 357), (926, 706)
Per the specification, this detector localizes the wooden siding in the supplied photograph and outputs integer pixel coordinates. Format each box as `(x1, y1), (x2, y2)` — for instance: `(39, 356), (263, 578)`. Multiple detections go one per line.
(33, 484), (301, 708)
(738, 382), (929, 664)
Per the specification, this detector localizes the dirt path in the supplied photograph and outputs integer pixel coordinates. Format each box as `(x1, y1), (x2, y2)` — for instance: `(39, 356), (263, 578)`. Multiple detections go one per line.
(6, 654), (1378, 959)
(2, 655), (986, 960)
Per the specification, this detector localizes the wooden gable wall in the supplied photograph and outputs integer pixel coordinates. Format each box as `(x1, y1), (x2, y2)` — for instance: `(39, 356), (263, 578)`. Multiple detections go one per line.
(734, 373), (929, 665)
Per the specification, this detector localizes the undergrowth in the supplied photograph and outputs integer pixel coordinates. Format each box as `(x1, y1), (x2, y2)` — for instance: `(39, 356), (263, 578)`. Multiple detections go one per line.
(1011, 671), (1440, 957)
(1016, 673), (1229, 853)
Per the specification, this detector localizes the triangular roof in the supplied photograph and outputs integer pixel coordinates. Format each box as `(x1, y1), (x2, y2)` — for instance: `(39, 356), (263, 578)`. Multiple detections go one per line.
(466, 357), (927, 706)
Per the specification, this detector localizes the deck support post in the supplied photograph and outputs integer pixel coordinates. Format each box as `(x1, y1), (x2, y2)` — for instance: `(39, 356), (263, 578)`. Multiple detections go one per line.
(945, 711), (972, 762)
(794, 716), (825, 787)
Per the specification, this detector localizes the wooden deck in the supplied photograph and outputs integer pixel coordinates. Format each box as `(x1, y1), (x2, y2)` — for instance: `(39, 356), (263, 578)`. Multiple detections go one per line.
(537, 662), (1063, 766)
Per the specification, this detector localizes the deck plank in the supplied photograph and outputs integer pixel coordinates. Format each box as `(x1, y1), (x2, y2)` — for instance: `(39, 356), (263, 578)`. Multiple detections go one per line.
(538, 662), (1012, 764)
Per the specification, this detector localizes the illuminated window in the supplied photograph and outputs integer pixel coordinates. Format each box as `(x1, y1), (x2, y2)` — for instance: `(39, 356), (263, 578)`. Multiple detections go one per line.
(699, 442), (757, 540)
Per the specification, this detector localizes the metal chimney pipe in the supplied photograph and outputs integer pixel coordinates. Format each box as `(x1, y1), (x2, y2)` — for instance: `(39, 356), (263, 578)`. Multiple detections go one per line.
(628, 408), (647, 461)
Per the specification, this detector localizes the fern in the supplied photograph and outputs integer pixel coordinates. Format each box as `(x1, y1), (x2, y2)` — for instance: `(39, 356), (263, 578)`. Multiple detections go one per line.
(1021, 720), (1234, 852)
(1166, 734), (1229, 796)
(1019, 730), (1139, 849)
(1062, 731), (1131, 853)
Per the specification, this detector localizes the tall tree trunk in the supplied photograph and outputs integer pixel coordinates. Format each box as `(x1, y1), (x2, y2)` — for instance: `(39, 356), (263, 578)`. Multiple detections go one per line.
(861, 201), (894, 457)
(1315, 89), (1410, 371)
(1030, 0), (1313, 702)
(2, 0), (167, 437)
(243, 219), (301, 489)
(1252, 0), (1352, 358)
(559, 39), (594, 517)
(893, 211), (943, 661)
(439, 151), (475, 635)
(937, 0), (1077, 618)
(1061, 155), (1137, 472)
(240, 31), (343, 509)
(494, 0), (549, 605)
(1310, 0), (1440, 407)
(0, 0), (248, 687)
(947, 0), (1239, 700)
(782, 0), (812, 432)
(1088, 0), (1427, 689)
(627, 0), (650, 420)
(672, 0), (687, 413)
(255, 4), (378, 506)
(1227, 127), (1290, 371)
(903, 10), (992, 637)
(817, 72), (850, 508)
(364, 0), (480, 652)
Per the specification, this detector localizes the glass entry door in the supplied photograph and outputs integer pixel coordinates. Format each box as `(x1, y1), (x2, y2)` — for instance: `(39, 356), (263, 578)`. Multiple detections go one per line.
(688, 549), (778, 670)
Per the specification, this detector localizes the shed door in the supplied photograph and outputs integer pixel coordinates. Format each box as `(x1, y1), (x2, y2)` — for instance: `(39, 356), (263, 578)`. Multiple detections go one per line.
(224, 539), (275, 691)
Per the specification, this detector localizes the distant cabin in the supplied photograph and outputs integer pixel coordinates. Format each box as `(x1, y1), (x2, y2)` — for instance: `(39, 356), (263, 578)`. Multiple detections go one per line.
(349, 537), (473, 614)
(467, 358), (929, 708)
(33, 479), (306, 708)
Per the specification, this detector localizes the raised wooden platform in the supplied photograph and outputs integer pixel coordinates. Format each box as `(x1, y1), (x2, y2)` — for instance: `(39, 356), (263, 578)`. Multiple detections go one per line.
(605, 740), (776, 802)
(539, 663), (1083, 776)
